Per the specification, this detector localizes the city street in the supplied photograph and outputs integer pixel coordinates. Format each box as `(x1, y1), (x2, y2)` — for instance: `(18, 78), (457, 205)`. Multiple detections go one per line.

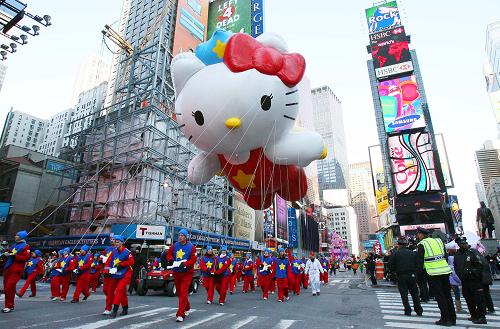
(1, 272), (499, 329)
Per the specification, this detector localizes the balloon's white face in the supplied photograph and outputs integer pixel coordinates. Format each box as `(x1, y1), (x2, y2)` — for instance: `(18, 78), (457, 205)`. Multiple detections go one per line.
(175, 62), (300, 155)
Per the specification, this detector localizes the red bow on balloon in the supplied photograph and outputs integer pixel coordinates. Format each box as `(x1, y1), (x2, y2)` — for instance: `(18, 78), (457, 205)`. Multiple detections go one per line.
(224, 33), (306, 88)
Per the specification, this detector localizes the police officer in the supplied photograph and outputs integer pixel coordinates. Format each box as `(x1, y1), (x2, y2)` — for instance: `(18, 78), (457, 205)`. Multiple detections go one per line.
(416, 227), (456, 326)
(388, 237), (423, 316)
(453, 237), (488, 324)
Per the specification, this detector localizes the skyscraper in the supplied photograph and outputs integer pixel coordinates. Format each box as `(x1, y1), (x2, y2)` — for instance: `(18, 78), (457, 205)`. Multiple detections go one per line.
(0, 109), (46, 152)
(37, 108), (74, 157)
(70, 55), (111, 106)
(484, 21), (500, 134)
(311, 86), (349, 197)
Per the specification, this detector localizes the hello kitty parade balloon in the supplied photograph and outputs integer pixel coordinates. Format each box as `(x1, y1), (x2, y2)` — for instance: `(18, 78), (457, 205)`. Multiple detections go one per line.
(171, 29), (326, 210)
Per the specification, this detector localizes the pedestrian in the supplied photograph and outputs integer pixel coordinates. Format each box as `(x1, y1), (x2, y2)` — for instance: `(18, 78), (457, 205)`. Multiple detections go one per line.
(199, 245), (216, 304)
(229, 252), (238, 294)
(367, 253), (378, 286)
(89, 253), (102, 293)
(275, 247), (290, 302)
(165, 229), (197, 322)
(17, 249), (43, 298)
(2, 230), (30, 313)
(388, 237), (423, 317)
(476, 201), (495, 239)
(42, 251), (57, 283)
(242, 252), (255, 293)
(416, 227), (456, 326)
(290, 253), (302, 295)
(304, 251), (324, 296)
(446, 248), (462, 313)
(128, 247), (147, 295)
(352, 259), (359, 275)
(214, 245), (231, 305)
(256, 248), (274, 300)
(71, 245), (92, 303)
(104, 235), (134, 318)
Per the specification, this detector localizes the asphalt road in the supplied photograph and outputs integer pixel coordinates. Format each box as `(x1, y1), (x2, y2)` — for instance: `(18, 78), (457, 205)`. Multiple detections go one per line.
(1, 271), (500, 329)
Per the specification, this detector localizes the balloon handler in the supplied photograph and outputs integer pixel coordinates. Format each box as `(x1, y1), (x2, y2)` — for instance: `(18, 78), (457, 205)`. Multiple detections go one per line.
(2, 231), (30, 313)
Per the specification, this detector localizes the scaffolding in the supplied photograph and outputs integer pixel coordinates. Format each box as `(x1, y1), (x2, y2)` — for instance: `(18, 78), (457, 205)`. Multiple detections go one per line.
(53, 5), (233, 238)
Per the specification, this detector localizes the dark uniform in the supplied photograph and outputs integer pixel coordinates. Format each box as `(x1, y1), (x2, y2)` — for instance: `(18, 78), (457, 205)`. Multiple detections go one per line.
(454, 237), (488, 324)
(388, 238), (423, 316)
(129, 250), (147, 295)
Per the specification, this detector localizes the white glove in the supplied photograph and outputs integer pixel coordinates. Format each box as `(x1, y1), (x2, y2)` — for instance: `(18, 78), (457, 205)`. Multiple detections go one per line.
(109, 268), (118, 274)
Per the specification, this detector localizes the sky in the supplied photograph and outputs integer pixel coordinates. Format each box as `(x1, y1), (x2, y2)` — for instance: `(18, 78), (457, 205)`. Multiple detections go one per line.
(1, 0), (499, 232)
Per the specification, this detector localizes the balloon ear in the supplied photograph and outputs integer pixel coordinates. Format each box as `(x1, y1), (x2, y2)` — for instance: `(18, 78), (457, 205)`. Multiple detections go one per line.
(256, 32), (289, 53)
(171, 52), (205, 98)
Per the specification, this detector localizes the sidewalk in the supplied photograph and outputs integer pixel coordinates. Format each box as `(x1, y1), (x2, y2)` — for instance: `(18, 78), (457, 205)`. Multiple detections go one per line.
(364, 274), (397, 288)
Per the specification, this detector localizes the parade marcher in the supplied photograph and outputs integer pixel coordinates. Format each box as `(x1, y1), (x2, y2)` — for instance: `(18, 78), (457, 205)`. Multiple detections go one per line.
(199, 245), (216, 303)
(269, 251), (277, 294)
(129, 247), (147, 295)
(214, 245), (231, 305)
(242, 252), (255, 293)
(416, 227), (456, 326)
(71, 244), (92, 303)
(476, 201), (495, 239)
(319, 254), (330, 284)
(42, 251), (57, 283)
(17, 249), (43, 298)
(165, 229), (197, 322)
(50, 247), (73, 302)
(104, 235), (134, 318)
(352, 258), (359, 275)
(256, 248), (274, 300)
(90, 253), (102, 293)
(60, 247), (75, 301)
(101, 244), (115, 315)
(388, 237), (423, 317)
(290, 253), (302, 295)
(49, 250), (64, 300)
(229, 252), (238, 295)
(305, 252), (324, 296)
(301, 256), (308, 289)
(236, 257), (243, 282)
(454, 237), (488, 324)
(275, 247), (290, 302)
(2, 230), (30, 313)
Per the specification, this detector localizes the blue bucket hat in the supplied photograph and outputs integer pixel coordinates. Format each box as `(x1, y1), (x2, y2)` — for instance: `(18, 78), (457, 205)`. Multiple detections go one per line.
(17, 230), (28, 240)
(113, 235), (125, 242)
(58, 249), (64, 256)
(34, 250), (42, 257)
(94, 253), (100, 257)
(220, 245), (228, 252)
(264, 248), (271, 253)
(178, 229), (189, 238)
(278, 247), (285, 253)
(206, 245), (212, 251)
(63, 247), (70, 254)
(81, 244), (89, 252)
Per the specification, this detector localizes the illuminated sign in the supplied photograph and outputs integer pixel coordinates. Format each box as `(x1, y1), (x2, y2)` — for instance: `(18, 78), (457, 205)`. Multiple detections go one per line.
(370, 26), (412, 79)
(365, 1), (401, 33)
(207, 0), (252, 37)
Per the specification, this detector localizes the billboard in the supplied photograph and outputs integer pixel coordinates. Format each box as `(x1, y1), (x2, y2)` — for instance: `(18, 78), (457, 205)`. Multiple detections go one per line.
(275, 194), (288, 243)
(378, 75), (426, 133)
(395, 193), (445, 214)
(370, 26), (412, 79)
(172, 0), (209, 56)
(251, 0), (264, 37)
(287, 208), (298, 248)
(207, 0), (252, 38)
(365, 1), (401, 33)
(263, 203), (274, 238)
(0, 202), (10, 223)
(368, 145), (389, 215)
(233, 193), (256, 240)
(388, 132), (441, 195)
(399, 223), (446, 237)
(435, 133), (454, 188)
(448, 195), (463, 234)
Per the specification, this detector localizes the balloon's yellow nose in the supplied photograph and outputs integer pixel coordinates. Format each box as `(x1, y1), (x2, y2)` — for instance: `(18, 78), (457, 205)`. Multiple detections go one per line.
(225, 117), (241, 129)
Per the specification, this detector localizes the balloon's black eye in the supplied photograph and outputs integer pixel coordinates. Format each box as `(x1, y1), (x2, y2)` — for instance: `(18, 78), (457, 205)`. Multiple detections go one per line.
(261, 94), (273, 111)
(192, 110), (204, 126)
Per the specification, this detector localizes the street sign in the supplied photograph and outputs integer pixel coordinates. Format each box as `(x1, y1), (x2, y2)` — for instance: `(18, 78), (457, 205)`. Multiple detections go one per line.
(136, 225), (166, 240)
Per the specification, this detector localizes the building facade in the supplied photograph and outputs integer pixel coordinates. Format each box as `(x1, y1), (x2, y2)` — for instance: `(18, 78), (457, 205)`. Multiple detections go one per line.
(70, 55), (111, 106)
(485, 178), (500, 237)
(484, 21), (500, 133)
(325, 205), (359, 256)
(0, 109), (46, 152)
(38, 109), (74, 157)
(311, 86), (349, 195)
(0, 63), (7, 93)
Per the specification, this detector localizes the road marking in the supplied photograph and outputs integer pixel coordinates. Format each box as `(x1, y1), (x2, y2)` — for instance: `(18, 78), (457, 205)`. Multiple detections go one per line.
(229, 315), (259, 329)
(122, 312), (178, 329)
(384, 315), (499, 327)
(381, 309), (500, 320)
(64, 307), (175, 329)
(384, 322), (467, 329)
(272, 319), (297, 329)
(177, 313), (227, 329)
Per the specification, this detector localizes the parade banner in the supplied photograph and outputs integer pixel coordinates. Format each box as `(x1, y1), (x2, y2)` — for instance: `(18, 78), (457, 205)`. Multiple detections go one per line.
(388, 132), (441, 195)
(275, 194), (288, 243)
(172, 0), (209, 55)
(287, 208), (298, 248)
(27, 234), (111, 250)
(263, 203), (275, 238)
(207, 0), (252, 38)
(365, 1), (401, 33)
(233, 193), (256, 241)
(378, 75), (426, 133)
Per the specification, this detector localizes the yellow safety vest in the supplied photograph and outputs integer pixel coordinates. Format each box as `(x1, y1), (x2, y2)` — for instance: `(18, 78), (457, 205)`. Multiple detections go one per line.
(418, 237), (451, 276)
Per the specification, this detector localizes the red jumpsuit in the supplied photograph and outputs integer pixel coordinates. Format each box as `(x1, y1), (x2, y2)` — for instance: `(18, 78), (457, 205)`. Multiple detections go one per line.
(242, 259), (255, 292)
(18, 256), (44, 297)
(236, 262), (243, 282)
(301, 258), (309, 289)
(214, 256), (231, 303)
(255, 256), (274, 299)
(90, 259), (102, 292)
(104, 246), (134, 309)
(199, 254), (216, 303)
(101, 248), (114, 311)
(73, 253), (92, 301)
(218, 148), (308, 209)
(3, 242), (30, 309)
(229, 259), (238, 293)
(166, 241), (197, 319)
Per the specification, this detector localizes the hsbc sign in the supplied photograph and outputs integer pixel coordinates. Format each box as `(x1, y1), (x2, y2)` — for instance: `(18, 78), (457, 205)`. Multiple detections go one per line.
(375, 61), (414, 78)
(136, 225), (166, 240)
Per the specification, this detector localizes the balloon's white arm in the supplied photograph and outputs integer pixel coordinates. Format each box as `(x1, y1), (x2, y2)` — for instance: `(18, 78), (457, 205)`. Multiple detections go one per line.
(264, 130), (326, 166)
(187, 151), (221, 185)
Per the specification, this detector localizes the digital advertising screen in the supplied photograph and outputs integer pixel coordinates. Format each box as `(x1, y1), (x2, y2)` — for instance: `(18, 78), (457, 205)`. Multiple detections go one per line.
(378, 75), (426, 133)
(388, 132), (441, 195)
(172, 0), (209, 56)
(207, 0), (252, 38)
(263, 203), (274, 238)
(365, 1), (401, 33)
(395, 193), (445, 214)
(275, 194), (288, 243)
(370, 26), (413, 79)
